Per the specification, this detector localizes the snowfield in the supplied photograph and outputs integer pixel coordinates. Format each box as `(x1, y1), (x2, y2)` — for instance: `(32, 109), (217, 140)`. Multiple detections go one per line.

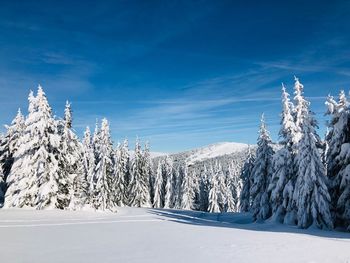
(185, 142), (249, 164)
(0, 208), (349, 263)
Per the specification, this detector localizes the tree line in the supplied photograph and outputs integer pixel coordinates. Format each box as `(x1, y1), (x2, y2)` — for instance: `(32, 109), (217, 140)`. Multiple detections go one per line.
(239, 77), (350, 231)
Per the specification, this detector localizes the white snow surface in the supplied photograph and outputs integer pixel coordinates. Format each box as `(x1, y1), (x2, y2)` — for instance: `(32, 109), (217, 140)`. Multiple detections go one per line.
(0, 207), (349, 263)
(186, 142), (249, 164)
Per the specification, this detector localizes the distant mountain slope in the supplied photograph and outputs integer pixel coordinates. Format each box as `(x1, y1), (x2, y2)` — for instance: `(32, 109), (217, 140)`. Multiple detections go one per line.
(184, 142), (249, 165)
(154, 142), (255, 172)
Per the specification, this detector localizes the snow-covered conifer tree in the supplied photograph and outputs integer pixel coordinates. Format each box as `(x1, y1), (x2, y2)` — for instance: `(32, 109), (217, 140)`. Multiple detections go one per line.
(164, 156), (174, 208)
(0, 108), (25, 178)
(250, 114), (274, 221)
(180, 165), (195, 210)
(5, 87), (64, 209)
(239, 147), (255, 212)
(60, 101), (88, 210)
(92, 118), (115, 211)
(325, 91), (350, 229)
(113, 142), (126, 206)
(208, 168), (220, 213)
(153, 160), (164, 208)
(82, 127), (95, 198)
(198, 165), (210, 211)
(269, 84), (297, 223)
(129, 138), (151, 207)
(292, 77), (333, 229)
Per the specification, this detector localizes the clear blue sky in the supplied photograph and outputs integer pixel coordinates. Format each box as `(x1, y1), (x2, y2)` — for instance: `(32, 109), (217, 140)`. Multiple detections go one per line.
(0, 0), (349, 152)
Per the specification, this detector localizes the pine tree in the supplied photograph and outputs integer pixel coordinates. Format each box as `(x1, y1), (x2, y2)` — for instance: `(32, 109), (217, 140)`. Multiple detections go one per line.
(199, 165), (210, 211)
(153, 160), (164, 208)
(142, 142), (153, 206)
(292, 77), (333, 229)
(164, 156), (174, 208)
(60, 101), (88, 210)
(173, 165), (183, 209)
(180, 165), (195, 210)
(82, 126), (95, 200)
(269, 84), (297, 223)
(5, 87), (65, 209)
(239, 147), (255, 212)
(226, 161), (241, 212)
(0, 109), (25, 203)
(92, 118), (115, 211)
(325, 91), (350, 229)
(215, 162), (227, 212)
(208, 168), (220, 213)
(0, 108), (25, 178)
(250, 114), (274, 221)
(120, 139), (130, 204)
(113, 142), (126, 206)
(129, 138), (151, 207)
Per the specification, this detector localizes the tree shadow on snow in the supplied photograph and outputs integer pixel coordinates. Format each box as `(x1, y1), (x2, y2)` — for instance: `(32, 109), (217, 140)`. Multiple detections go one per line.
(148, 208), (350, 239)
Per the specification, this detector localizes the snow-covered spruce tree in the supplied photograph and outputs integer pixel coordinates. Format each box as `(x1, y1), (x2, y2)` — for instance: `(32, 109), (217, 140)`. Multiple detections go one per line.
(226, 161), (241, 212)
(92, 118), (116, 211)
(208, 167), (220, 213)
(250, 114), (275, 221)
(153, 159), (164, 208)
(82, 126), (96, 199)
(129, 138), (151, 207)
(60, 101), (88, 210)
(173, 164), (184, 209)
(292, 77), (333, 229)
(180, 165), (195, 210)
(120, 139), (130, 204)
(0, 109), (25, 178)
(164, 155), (175, 208)
(325, 91), (350, 229)
(198, 165), (210, 211)
(142, 142), (153, 205)
(215, 161), (227, 212)
(5, 87), (65, 209)
(269, 84), (297, 223)
(113, 142), (126, 206)
(239, 147), (255, 212)
(0, 109), (25, 203)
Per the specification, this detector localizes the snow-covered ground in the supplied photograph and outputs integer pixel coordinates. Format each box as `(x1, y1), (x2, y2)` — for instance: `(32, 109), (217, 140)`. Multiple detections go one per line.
(185, 142), (249, 164)
(0, 208), (349, 263)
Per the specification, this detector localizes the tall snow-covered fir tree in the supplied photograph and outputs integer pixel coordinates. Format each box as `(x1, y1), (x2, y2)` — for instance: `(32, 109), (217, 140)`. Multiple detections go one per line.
(92, 118), (115, 211)
(164, 156), (174, 209)
(292, 77), (333, 229)
(0, 109), (25, 204)
(198, 165), (210, 211)
(60, 101), (88, 210)
(208, 167), (220, 213)
(239, 147), (255, 212)
(325, 91), (350, 229)
(227, 161), (241, 212)
(5, 87), (64, 209)
(153, 159), (164, 208)
(142, 142), (153, 205)
(113, 142), (126, 206)
(269, 84), (297, 223)
(82, 126), (96, 199)
(180, 165), (195, 210)
(250, 114), (274, 221)
(120, 139), (130, 204)
(129, 138), (151, 207)
(0, 109), (25, 179)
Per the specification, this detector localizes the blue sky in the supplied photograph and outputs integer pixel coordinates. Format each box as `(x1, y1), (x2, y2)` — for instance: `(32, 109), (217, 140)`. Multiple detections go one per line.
(0, 0), (350, 152)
